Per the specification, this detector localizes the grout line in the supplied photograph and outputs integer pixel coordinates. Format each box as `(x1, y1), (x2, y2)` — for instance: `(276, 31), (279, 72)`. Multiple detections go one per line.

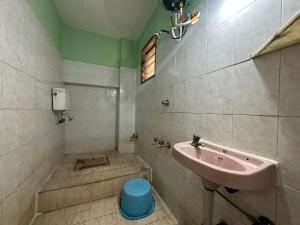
(135, 111), (300, 118)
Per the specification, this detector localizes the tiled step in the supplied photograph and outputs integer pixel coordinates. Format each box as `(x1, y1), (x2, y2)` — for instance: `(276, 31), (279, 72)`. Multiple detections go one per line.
(37, 152), (152, 213)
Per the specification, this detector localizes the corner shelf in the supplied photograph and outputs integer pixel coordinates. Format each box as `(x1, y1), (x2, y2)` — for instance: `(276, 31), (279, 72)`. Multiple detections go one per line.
(251, 10), (300, 58)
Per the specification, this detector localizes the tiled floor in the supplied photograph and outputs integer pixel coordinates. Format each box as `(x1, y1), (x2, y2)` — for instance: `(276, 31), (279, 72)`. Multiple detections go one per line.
(33, 194), (178, 225)
(42, 151), (151, 191)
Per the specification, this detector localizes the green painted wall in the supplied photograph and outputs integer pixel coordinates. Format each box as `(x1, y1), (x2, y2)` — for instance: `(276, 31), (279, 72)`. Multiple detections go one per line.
(27, 0), (62, 52)
(63, 25), (138, 69)
(63, 25), (121, 68)
(120, 39), (138, 69)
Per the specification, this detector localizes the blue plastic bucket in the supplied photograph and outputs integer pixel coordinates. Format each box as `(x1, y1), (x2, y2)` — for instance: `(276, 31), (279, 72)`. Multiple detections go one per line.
(119, 178), (155, 220)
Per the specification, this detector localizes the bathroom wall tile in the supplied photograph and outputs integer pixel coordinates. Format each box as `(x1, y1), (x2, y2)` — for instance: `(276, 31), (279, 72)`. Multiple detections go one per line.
(232, 115), (278, 159)
(169, 113), (188, 143)
(65, 85), (116, 154)
(187, 76), (206, 113)
(19, 202), (34, 225)
(186, 113), (205, 139)
(0, 62), (3, 108)
(17, 176), (34, 219)
(1, 150), (20, 200)
(277, 185), (300, 225)
(171, 81), (188, 113)
(278, 117), (300, 189)
(1, 191), (19, 225)
(233, 53), (280, 115)
(235, 0), (281, 62)
(182, 185), (204, 224)
(65, 184), (91, 207)
(175, 44), (189, 83)
(208, 0), (255, 31)
(2, 65), (35, 109)
(155, 55), (175, 89)
(38, 189), (66, 213)
(1, 110), (20, 156)
(119, 67), (136, 153)
(188, 36), (207, 78)
(279, 44), (300, 116)
(18, 144), (33, 184)
(282, 0), (300, 24)
(0, 111), (4, 157)
(207, 17), (235, 72)
(63, 59), (119, 87)
(204, 114), (232, 146)
(206, 67), (233, 114)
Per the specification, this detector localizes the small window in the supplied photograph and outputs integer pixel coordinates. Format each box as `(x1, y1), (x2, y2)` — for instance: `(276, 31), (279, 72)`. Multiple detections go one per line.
(141, 36), (156, 83)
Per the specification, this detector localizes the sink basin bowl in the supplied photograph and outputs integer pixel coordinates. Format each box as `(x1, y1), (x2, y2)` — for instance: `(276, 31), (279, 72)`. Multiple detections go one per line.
(172, 140), (277, 191)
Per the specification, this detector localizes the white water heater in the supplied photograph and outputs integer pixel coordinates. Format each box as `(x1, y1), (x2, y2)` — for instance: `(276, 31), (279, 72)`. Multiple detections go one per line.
(52, 88), (70, 111)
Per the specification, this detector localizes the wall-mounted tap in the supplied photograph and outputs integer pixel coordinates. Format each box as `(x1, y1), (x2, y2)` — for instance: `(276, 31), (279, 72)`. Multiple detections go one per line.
(152, 138), (170, 149)
(152, 137), (159, 146)
(130, 133), (138, 141)
(191, 135), (204, 148)
(161, 99), (169, 106)
(157, 140), (171, 149)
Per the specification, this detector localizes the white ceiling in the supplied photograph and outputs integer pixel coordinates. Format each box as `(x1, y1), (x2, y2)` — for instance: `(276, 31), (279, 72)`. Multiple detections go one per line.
(54, 0), (159, 41)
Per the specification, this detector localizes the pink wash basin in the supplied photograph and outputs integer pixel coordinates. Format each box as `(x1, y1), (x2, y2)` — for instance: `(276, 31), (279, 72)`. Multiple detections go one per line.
(172, 140), (278, 191)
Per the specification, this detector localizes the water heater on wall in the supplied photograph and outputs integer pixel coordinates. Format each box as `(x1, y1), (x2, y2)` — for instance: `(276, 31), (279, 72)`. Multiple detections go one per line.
(52, 88), (70, 111)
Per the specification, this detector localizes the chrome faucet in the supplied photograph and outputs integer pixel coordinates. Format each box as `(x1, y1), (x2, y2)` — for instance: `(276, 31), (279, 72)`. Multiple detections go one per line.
(191, 135), (204, 148)
(157, 140), (171, 149)
(152, 138), (170, 149)
(152, 137), (159, 146)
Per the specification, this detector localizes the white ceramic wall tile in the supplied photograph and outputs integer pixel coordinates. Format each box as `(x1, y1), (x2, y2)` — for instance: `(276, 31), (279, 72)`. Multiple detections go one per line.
(188, 36), (207, 78)
(277, 185), (300, 225)
(63, 59), (119, 87)
(171, 81), (188, 113)
(0, 62), (3, 108)
(206, 67), (233, 114)
(207, 18), (235, 72)
(175, 44), (189, 83)
(207, 0), (255, 30)
(119, 67), (136, 153)
(18, 144), (33, 184)
(0, 1), (64, 225)
(18, 175), (34, 219)
(233, 115), (278, 159)
(204, 114), (233, 146)
(234, 53), (280, 115)
(235, 0), (281, 62)
(1, 150), (20, 201)
(1, 110), (20, 156)
(281, 0), (300, 24)
(155, 55), (175, 89)
(65, 85), (116, 154)
(187, 76), (206, 113)
(1, 191), (19, 225)
(186, 113), (205, 139)
(278, 117), (300, 190)
(279, 44), (300, 116)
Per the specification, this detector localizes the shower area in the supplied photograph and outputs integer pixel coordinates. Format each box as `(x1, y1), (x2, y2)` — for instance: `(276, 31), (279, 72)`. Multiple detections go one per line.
(64, 84), (117, 154)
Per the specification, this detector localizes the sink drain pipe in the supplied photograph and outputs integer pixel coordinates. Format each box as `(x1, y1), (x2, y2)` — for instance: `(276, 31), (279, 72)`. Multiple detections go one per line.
(203, 189), (214, 225)
(216, 190), (257, 223)
(216, 190), (275, 225)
